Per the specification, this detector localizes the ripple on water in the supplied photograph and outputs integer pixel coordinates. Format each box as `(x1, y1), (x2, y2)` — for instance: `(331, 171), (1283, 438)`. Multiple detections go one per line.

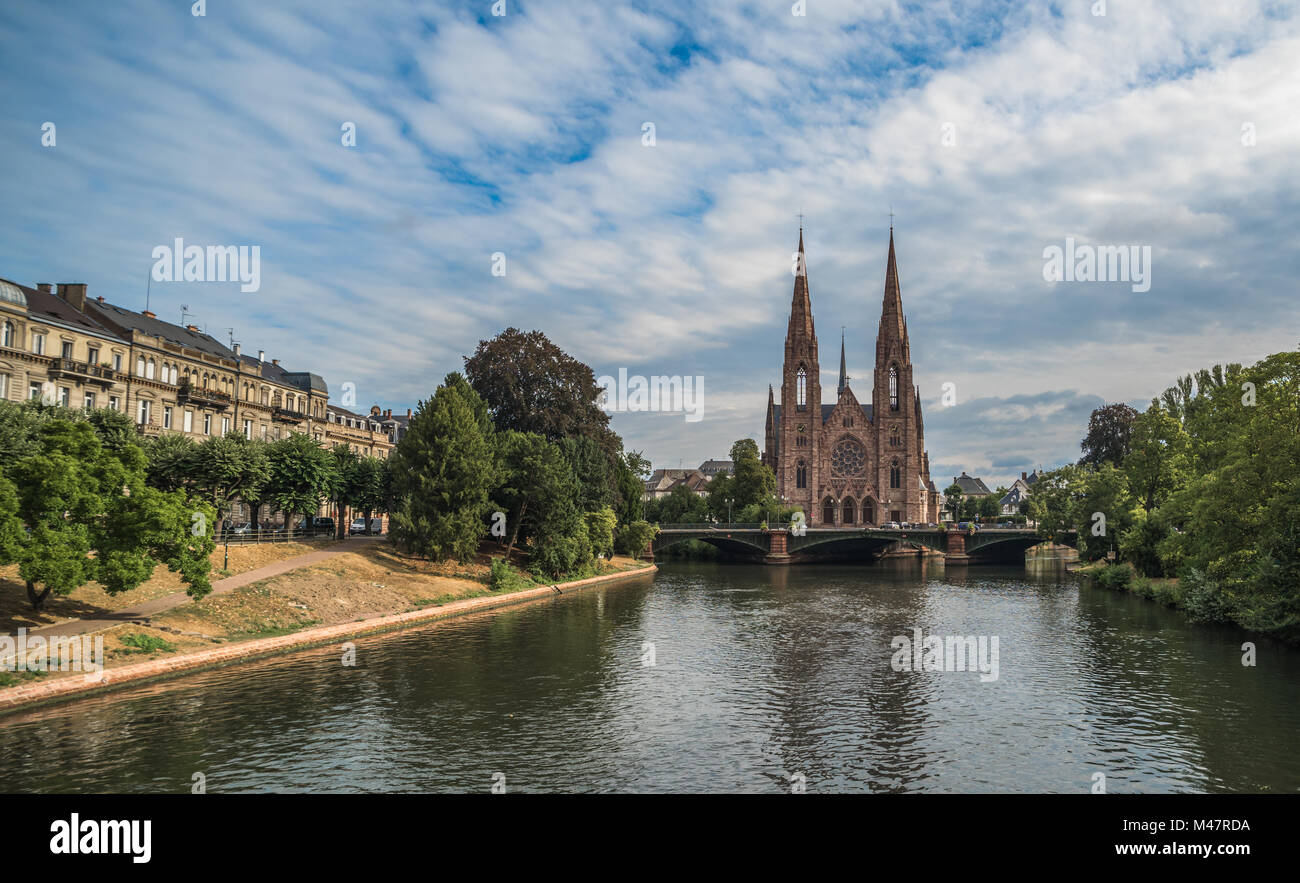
(1, 562), (1298, 793)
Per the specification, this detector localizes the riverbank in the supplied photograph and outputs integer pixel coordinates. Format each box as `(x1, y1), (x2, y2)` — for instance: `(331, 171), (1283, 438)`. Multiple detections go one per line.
(1075, 560), (1286, 642)
(0, 546), (655, 714)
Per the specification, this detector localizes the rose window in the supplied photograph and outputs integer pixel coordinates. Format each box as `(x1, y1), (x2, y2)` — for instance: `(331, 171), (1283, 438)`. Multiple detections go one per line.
(831, 439), (867, 477)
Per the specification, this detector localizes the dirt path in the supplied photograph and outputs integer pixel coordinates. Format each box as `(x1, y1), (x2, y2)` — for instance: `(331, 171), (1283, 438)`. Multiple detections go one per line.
(3, 537), (382, 652)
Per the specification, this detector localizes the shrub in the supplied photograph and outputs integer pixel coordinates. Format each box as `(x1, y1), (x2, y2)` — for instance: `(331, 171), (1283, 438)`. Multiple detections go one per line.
(119, 632), (176, 654)
(489, 557), (532, 592)
(1181, 568), (1230, 624)
(1094, 562), (1135, 591)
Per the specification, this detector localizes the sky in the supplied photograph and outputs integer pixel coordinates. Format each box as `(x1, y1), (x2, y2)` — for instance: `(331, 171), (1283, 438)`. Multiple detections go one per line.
(1, 0), (1297, 489)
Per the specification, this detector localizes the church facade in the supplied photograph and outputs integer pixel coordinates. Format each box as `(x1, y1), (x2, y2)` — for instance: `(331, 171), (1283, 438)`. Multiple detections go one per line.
(763, 229), (940, 526)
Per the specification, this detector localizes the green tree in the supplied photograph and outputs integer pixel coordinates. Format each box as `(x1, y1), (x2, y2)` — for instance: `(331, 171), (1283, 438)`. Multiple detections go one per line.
(0, 419), (213, 609)
(584, 507), (617, 560)
(729, 438), (776, 513)
(265, 433), (338, 528)
(942, 482), (964, 522)
(143, 432), (200, 495)
(389, 380), (497, 562)
(191, 434), (270, 524)
(494, 430), (572, 558)
(1123, 402), (1189, 512)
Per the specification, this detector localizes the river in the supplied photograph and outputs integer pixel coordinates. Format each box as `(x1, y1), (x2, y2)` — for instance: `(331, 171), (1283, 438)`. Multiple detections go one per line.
(1, 560), (1297, 793)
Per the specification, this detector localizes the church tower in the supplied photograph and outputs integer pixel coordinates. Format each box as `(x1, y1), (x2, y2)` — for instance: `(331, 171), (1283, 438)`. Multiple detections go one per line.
(778, 228), (820, 515)
(872, 228), (920, 523)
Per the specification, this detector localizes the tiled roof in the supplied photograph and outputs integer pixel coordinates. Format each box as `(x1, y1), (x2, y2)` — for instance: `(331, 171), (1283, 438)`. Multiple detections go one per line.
(953, 472), (991, 495)
(84, 299), (235, 360)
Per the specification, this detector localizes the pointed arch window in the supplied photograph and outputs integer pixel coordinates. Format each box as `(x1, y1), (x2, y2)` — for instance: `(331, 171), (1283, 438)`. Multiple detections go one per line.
(890, 425), (900, 447)
(889, 364), (899, 411)
(842, 498), (856, 524)
(796, 460), (807, 489)
(796, 365), (807, 411)
(890, 459), (901, 489)
(822, 497), (836, 525)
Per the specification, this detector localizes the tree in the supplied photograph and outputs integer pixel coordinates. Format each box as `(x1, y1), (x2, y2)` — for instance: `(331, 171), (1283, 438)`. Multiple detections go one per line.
(942, 482), (964, 522)
(584, 507), (617, 560)
(328, 444), (361, 538)
(265, 433), (337, 528)
(389, 379), (497, 562)
(143, 432), (200, 495)
(559, 434), (616, 513)
(1123, 402), (1189, 512)
(977, 493), (1000, 519)
(464, 327), (618, 453)
(1079, 403), (1139, 468)
(349, 456), (389, 529)
(191, 434), (270, 524)
(0, 418), (213, 609)
(494, 430), (572, 558)
(728, 438), (776, 514)
(613, 453), (645, 526)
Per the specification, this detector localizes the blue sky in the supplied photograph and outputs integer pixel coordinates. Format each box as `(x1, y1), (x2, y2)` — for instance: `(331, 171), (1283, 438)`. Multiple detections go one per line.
(2, 0), (1298, 488)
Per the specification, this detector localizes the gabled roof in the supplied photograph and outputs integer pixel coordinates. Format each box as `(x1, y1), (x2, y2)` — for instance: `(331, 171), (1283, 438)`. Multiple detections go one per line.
(952, 472), (991, 495)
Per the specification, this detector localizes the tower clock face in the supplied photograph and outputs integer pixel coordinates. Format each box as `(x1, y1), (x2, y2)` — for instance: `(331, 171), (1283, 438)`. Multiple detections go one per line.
(797, 424), (806, 432)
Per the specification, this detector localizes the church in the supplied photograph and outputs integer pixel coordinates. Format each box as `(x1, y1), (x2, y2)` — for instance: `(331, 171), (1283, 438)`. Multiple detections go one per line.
(763, 228), (940, 526)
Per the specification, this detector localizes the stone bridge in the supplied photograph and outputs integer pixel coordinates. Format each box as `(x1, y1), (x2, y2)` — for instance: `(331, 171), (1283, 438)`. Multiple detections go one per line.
(650, 523), (1077, 565)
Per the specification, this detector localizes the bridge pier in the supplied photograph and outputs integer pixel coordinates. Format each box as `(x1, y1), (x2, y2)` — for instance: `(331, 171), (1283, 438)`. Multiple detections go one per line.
(764, 529), (792, 565)
(944, 529), (971, 565)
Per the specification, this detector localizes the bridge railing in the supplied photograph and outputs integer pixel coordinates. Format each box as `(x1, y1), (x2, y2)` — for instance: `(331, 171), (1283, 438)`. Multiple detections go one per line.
(655, 523), (764, 531)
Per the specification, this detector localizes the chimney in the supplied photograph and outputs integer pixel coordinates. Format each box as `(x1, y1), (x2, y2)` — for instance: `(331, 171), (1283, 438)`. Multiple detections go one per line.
(233, 343), (241, 357)
(96, 295), (105, 303)
(36, 283), (52, 293)
(1021, 471), (1027, 480)
(406, 408), (411, 419)
(186, 324), (199, 332)
(142, 310), (156, 319)
(258, 350), (265, 364)
(58, 283), (88, 311)
(271, 358), (279, 367)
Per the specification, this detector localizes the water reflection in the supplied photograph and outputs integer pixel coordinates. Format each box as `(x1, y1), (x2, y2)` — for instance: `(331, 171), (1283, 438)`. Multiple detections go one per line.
(0, 562), (1297, 793)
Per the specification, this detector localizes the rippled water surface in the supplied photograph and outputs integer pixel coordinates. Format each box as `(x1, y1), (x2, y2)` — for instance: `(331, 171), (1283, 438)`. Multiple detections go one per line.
(2, 561), (1297, 793)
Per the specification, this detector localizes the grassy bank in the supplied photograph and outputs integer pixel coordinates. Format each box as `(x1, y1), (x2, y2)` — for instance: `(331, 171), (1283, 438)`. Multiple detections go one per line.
(6, 544), (653, 683)
(0, 538), (345, 634)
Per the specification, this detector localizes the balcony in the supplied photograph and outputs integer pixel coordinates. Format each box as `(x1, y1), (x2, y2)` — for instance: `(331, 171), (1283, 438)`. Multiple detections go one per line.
(48, 358), (117, 386)
(178, 378), (232, 410)
(272, 406), (307, 424)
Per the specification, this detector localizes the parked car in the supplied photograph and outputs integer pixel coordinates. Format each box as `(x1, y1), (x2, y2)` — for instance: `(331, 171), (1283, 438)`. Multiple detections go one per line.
(350, 517), (384, 535)
(311, 517), (335, 532)
(884, 521), (901, 529)
(223, 521), (251, 535)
